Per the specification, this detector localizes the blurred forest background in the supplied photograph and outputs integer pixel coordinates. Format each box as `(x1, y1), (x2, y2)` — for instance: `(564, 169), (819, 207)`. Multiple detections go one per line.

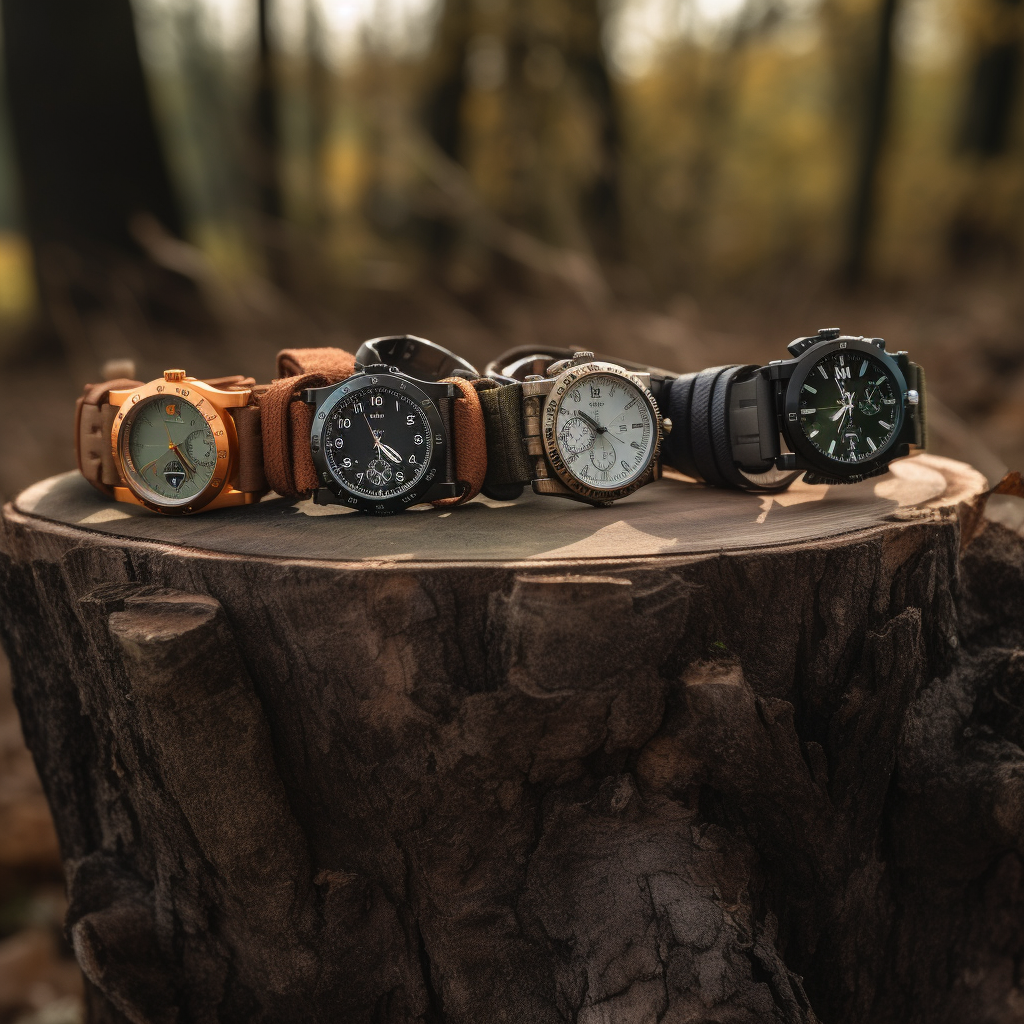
(1, 0), (1024, 1019)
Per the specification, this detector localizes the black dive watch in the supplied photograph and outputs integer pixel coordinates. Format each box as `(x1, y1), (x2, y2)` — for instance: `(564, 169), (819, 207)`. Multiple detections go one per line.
(304, 335), (478, 514)
(660, 328), (927, 489)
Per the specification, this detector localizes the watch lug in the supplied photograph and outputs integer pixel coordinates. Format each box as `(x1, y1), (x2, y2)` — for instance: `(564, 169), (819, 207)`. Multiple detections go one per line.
(313, 488), (342, 505)
(304, 384), (340, 405)
(422, 481), (461, 502)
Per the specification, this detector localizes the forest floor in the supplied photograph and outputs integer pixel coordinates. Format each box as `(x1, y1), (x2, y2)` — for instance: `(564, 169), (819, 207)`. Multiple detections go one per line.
(0, 274), (1021, 1022)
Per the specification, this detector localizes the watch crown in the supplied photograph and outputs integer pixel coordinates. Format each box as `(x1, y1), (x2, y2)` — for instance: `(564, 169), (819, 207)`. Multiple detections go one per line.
(661, 417), (673, 436)
(524, 374), (546, 382)
(907, 390), (919, 405)
(572, 351), (595, 361)
(817, 327), (841, 340)
(163, 369), (187, 382)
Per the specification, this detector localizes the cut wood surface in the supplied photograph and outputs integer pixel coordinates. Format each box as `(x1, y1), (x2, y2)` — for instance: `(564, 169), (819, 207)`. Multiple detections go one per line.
(13, 453), (985, 562)
(3, 454), (1024, 1024)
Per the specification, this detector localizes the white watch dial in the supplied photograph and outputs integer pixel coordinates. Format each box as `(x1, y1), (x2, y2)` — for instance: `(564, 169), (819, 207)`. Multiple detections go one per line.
(554, 372), (656, 490)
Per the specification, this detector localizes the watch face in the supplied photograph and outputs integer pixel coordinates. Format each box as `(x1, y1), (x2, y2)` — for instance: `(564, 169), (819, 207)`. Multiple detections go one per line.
(121, 396), (218, 503)
(797, 350), (901, 464)
(553, 372), (656, 489)
(323, 386), (434, 499)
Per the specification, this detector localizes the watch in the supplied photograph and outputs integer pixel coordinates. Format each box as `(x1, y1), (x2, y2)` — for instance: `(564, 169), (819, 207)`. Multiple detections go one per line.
(76, 370), (267, 514)
(301, 335), (487, 515)
(480, 350), (663, 505)
(659, 328), (927, 489)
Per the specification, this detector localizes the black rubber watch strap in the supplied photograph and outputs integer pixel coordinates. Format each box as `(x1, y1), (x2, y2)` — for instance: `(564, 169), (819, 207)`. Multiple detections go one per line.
(661, 373), (700, 479)
(480, 383), (533, 489)
(710, 365), (761, 489)
(690, 366), (734, 487)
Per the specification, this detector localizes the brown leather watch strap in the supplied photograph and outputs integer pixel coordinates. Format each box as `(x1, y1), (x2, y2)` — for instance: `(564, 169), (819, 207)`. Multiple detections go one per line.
(431, 376), (488, 507)
(76, 378), (144, 495)
(277, 348), (357, 379)
(257, 347), (357, 498)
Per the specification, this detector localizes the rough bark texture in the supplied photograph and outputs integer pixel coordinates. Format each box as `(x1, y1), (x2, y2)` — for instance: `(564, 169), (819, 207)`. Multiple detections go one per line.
(1, 463), (1023, 1024)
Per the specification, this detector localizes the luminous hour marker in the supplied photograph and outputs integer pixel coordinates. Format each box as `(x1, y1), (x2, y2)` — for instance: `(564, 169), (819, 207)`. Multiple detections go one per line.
(828, 440), (836, 455)
(803, 384), (817, 394)
(818, 365), (828, 379)
(867, 437), (877, 451)
(878, 420), (892, 429)
(859, 360), (869, 376)
(809, 429), (819, 438)
(874, 377), (886, 385)
(800, 407), (816, 415)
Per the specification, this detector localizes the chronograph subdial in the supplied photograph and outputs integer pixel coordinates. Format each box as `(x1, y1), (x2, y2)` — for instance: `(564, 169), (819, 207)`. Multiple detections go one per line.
(589, 434), (616, 472)
(558, 415), (596, 455)
(185, 429), (217, 469)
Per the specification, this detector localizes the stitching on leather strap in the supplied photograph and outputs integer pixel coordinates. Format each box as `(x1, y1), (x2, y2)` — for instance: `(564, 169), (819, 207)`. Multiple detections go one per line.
(431, 376), (488, 507)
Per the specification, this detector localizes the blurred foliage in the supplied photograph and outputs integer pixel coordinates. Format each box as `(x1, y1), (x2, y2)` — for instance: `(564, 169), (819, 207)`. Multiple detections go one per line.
(0, 0), (1015, 329)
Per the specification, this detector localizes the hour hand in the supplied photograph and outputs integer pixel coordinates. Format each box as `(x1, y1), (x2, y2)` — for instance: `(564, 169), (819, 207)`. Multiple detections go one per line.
(577, 411), (604, 434)
(378, 442), (402, 464)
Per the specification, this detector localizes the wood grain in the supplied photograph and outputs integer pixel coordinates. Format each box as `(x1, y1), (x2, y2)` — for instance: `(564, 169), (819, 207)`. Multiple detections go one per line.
(3, 455), (1024, 1024)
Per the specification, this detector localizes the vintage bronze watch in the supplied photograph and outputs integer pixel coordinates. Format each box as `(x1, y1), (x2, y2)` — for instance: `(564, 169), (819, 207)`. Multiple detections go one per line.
(76, 369), (267, 514)
(481, 350), (663, 505)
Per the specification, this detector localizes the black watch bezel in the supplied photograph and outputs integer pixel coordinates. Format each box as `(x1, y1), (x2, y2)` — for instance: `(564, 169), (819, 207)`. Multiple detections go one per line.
(781, 337), (909, 479)
(309, 371), (450, 515)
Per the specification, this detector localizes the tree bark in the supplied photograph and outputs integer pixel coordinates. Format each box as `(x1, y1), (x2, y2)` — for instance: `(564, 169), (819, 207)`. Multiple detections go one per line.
(0, 0), (213, 356)
(3, 458), (1024, 1023)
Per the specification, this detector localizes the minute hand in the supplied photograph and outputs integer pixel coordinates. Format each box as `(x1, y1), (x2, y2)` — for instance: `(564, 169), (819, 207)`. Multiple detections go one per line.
(576, 411), (605, 434)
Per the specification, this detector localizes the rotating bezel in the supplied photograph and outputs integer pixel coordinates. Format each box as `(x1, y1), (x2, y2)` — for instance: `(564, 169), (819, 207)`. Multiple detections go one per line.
(541, 360), (661, 502)
(112, 379), (236, 515)
(310, 372), (448, 515)
(783, 337), (908, 478)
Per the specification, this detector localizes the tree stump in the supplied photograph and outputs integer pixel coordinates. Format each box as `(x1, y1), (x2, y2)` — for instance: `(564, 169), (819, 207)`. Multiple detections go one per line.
(2, 455), (1023, 1024)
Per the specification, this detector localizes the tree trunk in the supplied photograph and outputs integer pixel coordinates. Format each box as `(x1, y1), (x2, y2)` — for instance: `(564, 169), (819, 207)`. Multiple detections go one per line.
(0, 0), (213, 359)
(3, 458), (1024, 1023)
(253, 0), (287, 287)
(842, 0), (900, 285)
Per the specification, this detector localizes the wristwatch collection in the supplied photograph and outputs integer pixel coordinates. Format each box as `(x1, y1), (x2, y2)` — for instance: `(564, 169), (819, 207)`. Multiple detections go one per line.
(74, 328), (927, 516)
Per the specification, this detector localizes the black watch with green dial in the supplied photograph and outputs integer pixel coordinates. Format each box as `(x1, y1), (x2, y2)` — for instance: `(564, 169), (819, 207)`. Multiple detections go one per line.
(660, 328), (927, 490)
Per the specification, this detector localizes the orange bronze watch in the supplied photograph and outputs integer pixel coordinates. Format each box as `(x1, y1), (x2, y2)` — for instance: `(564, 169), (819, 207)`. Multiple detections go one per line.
(76, 369), (267, 515)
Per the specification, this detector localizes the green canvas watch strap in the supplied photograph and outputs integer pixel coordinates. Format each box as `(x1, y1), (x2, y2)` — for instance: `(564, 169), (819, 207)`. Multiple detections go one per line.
(480, 383), (533, 489)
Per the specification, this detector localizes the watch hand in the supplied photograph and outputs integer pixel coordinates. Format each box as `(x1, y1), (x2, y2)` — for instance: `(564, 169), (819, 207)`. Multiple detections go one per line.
(169, 443), (197, 479)
(576, 411), (605, 433)
(378, 443), (402, 463)
(140, 459), (160, 478)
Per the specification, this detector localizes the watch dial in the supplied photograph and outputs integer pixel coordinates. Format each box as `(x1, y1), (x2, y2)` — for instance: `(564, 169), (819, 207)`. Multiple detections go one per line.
(797, 350), (900, 463)
(554, 373), (656, 489)
(122, 396), (218, 502)
(324, 387), (433, 498)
